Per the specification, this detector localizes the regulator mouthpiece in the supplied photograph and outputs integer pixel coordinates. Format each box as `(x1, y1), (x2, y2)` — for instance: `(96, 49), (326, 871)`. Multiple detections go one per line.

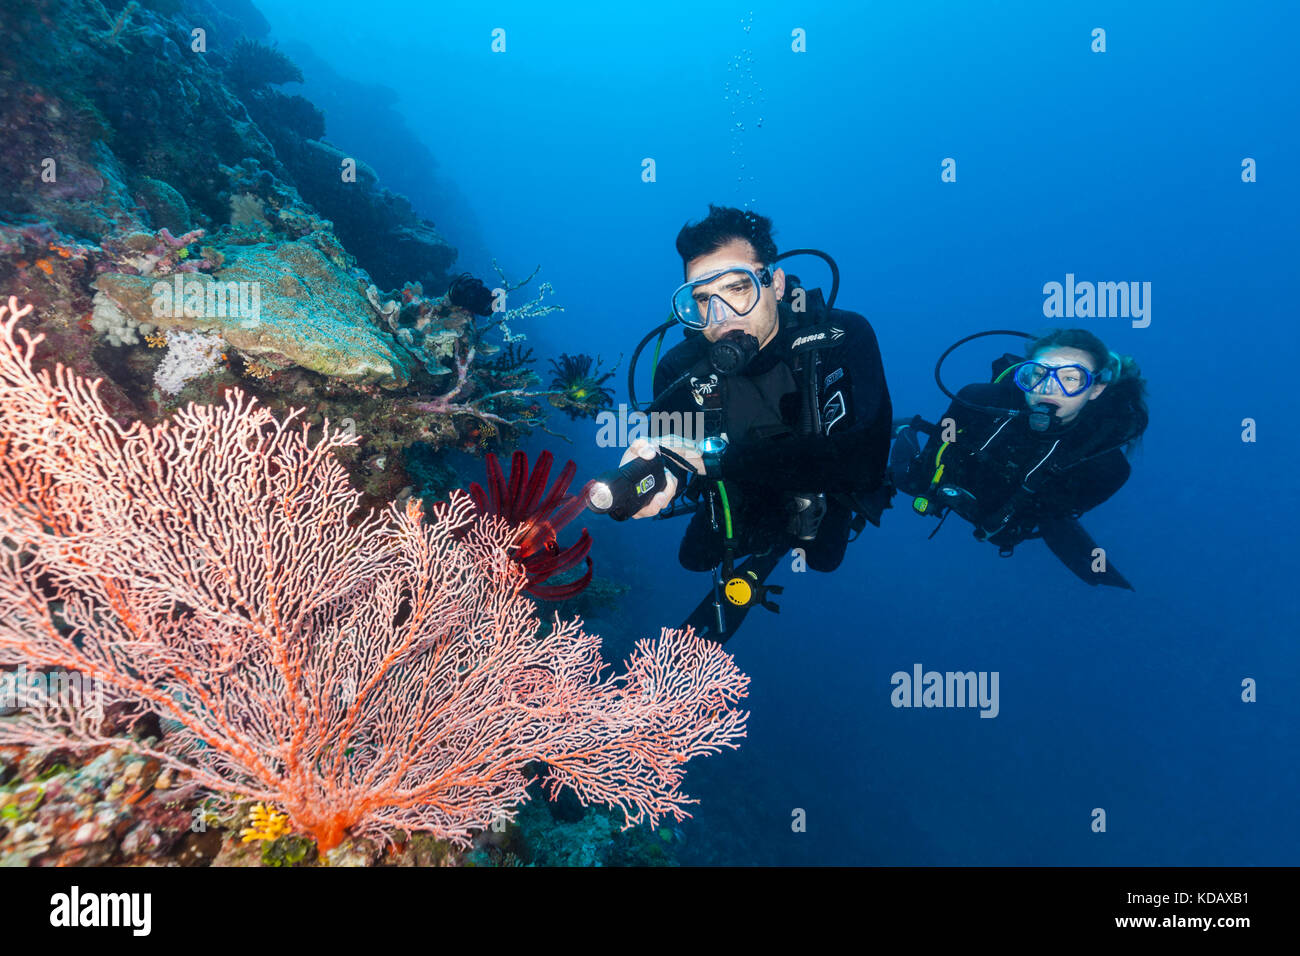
(1028, 403), (1055, 432)
(709, 330), (759, 376)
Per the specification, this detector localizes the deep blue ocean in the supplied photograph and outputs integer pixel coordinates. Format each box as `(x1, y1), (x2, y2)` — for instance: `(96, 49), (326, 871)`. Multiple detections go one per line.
(250, 0), (1298, 865)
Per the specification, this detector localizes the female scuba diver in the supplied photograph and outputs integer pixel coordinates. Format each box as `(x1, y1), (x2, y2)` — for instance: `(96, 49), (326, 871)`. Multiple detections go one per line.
(890, 328), (1149, 588)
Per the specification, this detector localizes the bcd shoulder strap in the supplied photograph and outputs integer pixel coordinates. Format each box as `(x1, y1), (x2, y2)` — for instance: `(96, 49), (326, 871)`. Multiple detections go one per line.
(780, 294), (892, 536)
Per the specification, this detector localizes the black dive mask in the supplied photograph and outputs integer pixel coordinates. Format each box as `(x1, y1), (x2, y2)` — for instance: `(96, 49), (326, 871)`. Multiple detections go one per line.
(709, 330), (760, 376)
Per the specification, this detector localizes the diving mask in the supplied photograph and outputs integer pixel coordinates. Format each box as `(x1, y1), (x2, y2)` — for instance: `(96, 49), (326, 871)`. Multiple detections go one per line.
(671, 264), (773, 330)
(1012, 361), (1104, 398)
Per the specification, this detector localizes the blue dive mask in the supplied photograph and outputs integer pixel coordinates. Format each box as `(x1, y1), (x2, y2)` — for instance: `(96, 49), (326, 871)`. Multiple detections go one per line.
(671, 264), (772, 330)
(1012, 361), (1101, 397)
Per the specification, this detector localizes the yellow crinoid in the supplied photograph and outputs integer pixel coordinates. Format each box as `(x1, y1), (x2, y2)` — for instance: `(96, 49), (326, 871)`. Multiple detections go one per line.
(240, 802), (292, 843)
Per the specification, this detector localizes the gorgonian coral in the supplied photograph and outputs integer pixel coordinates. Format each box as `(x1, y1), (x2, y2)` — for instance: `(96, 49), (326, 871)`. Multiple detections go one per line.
(0, 296), (748, 853)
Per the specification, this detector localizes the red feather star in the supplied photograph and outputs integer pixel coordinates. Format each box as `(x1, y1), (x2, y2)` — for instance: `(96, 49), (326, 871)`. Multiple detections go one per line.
(467, 450), (594, 600)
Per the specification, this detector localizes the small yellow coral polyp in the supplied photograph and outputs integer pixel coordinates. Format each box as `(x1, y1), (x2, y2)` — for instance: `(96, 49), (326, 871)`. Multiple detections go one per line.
(144, 331), (168, 349)
(240, 803), (292, 843)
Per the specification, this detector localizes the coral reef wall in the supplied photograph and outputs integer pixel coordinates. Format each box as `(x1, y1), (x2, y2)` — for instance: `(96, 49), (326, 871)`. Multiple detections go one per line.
(0, 0), (458, 288)
(0, 0), (594, 512)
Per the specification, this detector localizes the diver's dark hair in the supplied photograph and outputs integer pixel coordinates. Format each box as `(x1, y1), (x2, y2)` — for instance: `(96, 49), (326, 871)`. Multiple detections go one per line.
(1027, 328), (1149, 449)
(675, 204), (777, 274)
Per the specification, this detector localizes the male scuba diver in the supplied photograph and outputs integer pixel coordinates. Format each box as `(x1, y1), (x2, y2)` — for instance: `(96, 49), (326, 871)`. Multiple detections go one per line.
(591, 205), (893, 642)
(890, 328), (1149, 588)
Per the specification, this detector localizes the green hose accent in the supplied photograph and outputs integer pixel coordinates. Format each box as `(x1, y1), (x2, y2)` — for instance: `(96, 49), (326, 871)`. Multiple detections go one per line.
(717, 481), (733, 540)
(994, 361), (1027, 384)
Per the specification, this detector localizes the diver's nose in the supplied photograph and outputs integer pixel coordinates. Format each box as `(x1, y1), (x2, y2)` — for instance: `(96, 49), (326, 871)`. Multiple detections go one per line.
(706, 296), (735, 326)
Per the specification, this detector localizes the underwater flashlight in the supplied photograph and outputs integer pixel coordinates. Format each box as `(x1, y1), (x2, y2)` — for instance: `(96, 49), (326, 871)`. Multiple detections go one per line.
(587, 454), (667, 521)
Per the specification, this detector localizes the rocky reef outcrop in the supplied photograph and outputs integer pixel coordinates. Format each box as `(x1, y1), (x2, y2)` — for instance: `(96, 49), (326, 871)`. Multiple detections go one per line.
(0, 0), (606, 511)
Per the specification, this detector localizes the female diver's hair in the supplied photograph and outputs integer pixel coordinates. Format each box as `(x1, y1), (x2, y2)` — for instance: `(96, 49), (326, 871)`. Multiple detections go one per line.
(1026, 328), (1149, 449)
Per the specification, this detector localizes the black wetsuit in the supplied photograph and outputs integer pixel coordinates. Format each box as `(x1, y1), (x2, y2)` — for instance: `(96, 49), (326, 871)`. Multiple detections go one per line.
(652, 301), (892, 573)
(899, 378), (1136, 558)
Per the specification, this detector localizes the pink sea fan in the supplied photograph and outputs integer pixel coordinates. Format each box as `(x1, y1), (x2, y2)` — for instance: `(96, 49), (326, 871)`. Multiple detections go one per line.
(0, 296), (749, 853)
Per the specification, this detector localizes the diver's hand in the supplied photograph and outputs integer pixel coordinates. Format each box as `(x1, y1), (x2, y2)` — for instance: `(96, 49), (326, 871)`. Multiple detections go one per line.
(619, 438), (679, 519)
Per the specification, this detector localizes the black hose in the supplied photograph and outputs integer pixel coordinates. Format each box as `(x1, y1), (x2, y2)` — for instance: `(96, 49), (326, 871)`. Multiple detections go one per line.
(627, 318), (676, 412)
(934, 329), (1033, 404)
(774, 248), (839, 309)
